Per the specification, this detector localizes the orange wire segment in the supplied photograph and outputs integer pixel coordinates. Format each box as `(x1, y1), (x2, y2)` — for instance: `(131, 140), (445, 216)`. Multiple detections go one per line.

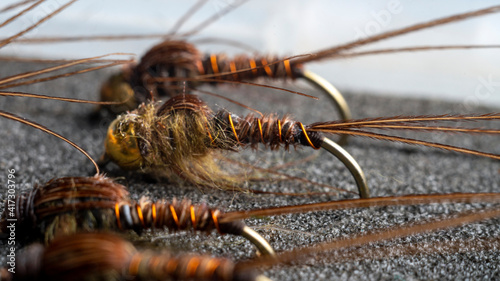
(136, 204), (145, 227)
(249, 58), (258, 76)
(210, 54), (219, 74)
(284, 59), (293, 78)
(278, 119), (283, 142)
(229, 61), (238, 80)
(227, 114), (240, 144)
(152, 203), (157, 226)
(257, 118), (265, 143)
(261, 57), (273, 77)
(186, 257), (201, 277)
(169, 204), (180, 228)
(210, 210), (223, 234)
(205, 259), (221, 278)
(115, 203), (122, 230)
(128, 253), (143, 276)
(299, 122), (319, 149)
(190, 205), (197, 230)
(149, 256), (161, 272)
(205, 123), (214, 143)
(166, 259), (178, 275)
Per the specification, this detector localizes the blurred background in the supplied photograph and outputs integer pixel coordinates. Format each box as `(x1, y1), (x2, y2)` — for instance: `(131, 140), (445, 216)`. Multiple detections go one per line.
(2, 0), (500, 107)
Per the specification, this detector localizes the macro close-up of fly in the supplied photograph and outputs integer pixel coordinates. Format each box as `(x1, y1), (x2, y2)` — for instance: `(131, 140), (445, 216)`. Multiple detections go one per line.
(0, 1), (499, 280)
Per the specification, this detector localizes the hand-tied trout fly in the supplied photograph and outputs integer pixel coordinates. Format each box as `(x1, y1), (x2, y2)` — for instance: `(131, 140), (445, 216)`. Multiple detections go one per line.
(0, 175), (275, 256)
(99, 94), (500, 198)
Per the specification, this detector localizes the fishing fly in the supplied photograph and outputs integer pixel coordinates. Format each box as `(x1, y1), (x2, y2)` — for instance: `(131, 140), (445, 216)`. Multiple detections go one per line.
(97, 3), (500, 132)
(99, 93), (500, 199)
(0, 175), (275, 256)
(99, 94), (369, 197)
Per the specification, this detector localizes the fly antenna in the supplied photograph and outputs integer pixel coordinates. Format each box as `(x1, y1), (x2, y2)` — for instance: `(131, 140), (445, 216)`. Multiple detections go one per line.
(0, 0), (78, 49)
(167, 0), (209, 36)
(292, 5), (500, 65)
(0, 110), (100, 174)
(0, 53), (134, 89)
(237, 207), (500, 269)
(339, 45), (500, 59)
(180, 0), (250, 38)
(1, 0), (40, 14)
(0, 0), (43, 28)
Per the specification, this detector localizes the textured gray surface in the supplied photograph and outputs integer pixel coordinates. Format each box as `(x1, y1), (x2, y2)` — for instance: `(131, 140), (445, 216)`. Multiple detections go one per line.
(0, 61), (499, 280)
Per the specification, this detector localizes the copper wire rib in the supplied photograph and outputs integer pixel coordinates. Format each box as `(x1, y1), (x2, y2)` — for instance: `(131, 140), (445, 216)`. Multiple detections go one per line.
(200, 53), (351, 129)
(119, 198), (276, 256)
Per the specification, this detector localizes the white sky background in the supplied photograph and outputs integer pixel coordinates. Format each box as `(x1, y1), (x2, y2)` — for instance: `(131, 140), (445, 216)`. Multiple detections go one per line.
(2, 0), (500, 107)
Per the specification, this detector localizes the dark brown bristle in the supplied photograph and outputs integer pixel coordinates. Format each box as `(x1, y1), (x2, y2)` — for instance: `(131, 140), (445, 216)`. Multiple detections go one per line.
(291, 5), (500, 65)
(237, 207), (500, 271)
(0, 0), (78, 49)
(307, 113), (500, 160)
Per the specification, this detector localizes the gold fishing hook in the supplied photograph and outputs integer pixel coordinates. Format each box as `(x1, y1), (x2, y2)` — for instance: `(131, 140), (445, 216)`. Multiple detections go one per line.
(298, 70), (352, 145)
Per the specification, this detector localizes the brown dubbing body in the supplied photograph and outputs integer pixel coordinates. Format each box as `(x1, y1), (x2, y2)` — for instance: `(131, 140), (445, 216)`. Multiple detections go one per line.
(114, 94), (322, 188)
(123, 94), (234, 187)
